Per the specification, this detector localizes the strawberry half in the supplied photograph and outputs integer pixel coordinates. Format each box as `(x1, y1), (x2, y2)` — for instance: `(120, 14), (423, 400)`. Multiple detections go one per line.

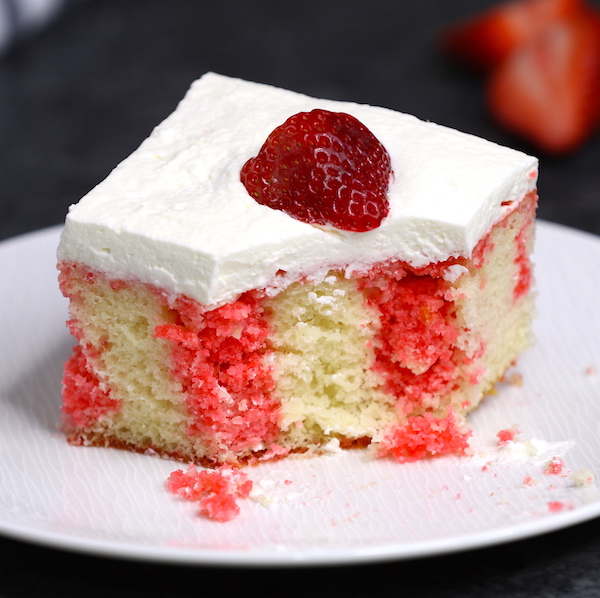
(241, 109), (391, 232)
(487, 11), (600, 154)
(440, 0), (585, 71)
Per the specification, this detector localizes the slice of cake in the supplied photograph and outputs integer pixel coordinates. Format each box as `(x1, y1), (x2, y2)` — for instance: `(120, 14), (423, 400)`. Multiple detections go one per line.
(57, 72), (538, 467)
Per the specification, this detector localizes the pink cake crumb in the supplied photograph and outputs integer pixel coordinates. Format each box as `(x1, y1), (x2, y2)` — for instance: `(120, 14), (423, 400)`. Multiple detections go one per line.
(496, 426), (520, 446)
(377, 409), (471, 463)
(547, 501), (574, 513)
(166, 463), (252, 522)
(543, 456), (565, 476)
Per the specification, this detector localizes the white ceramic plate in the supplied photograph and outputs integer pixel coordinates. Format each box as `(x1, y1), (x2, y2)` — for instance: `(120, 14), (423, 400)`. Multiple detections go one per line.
(1, 222), (600, 566)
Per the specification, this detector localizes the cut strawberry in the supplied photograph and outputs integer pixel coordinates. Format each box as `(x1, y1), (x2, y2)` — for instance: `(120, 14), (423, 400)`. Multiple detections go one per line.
(241, 109), (391, 232)
(487, 11), (600, 154)
(440, 0), (586, 71)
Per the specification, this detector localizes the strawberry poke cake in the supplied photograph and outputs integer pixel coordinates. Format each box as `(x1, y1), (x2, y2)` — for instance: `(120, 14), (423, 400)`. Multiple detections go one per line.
(57, 72), (538, 467)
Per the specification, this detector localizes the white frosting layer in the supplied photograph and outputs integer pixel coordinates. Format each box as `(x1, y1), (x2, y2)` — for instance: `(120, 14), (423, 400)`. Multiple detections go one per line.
(58, 72), (538, 307)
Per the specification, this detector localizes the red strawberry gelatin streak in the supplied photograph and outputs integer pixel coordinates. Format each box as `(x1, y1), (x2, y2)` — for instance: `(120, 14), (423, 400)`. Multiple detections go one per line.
(241, 109), (392, 232)
(154, 291), (281, 458)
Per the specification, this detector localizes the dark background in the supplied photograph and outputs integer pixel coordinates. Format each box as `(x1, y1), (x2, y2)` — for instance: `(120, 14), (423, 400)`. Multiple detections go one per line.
(1, 1), (600, 596)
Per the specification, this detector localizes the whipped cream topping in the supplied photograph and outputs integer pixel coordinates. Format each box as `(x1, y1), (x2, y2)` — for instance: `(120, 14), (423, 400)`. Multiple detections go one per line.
(58, 72), (538, 307)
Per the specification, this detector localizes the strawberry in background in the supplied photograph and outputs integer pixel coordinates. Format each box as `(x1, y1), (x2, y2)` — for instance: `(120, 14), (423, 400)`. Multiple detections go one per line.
(440, 0), (600, 155)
